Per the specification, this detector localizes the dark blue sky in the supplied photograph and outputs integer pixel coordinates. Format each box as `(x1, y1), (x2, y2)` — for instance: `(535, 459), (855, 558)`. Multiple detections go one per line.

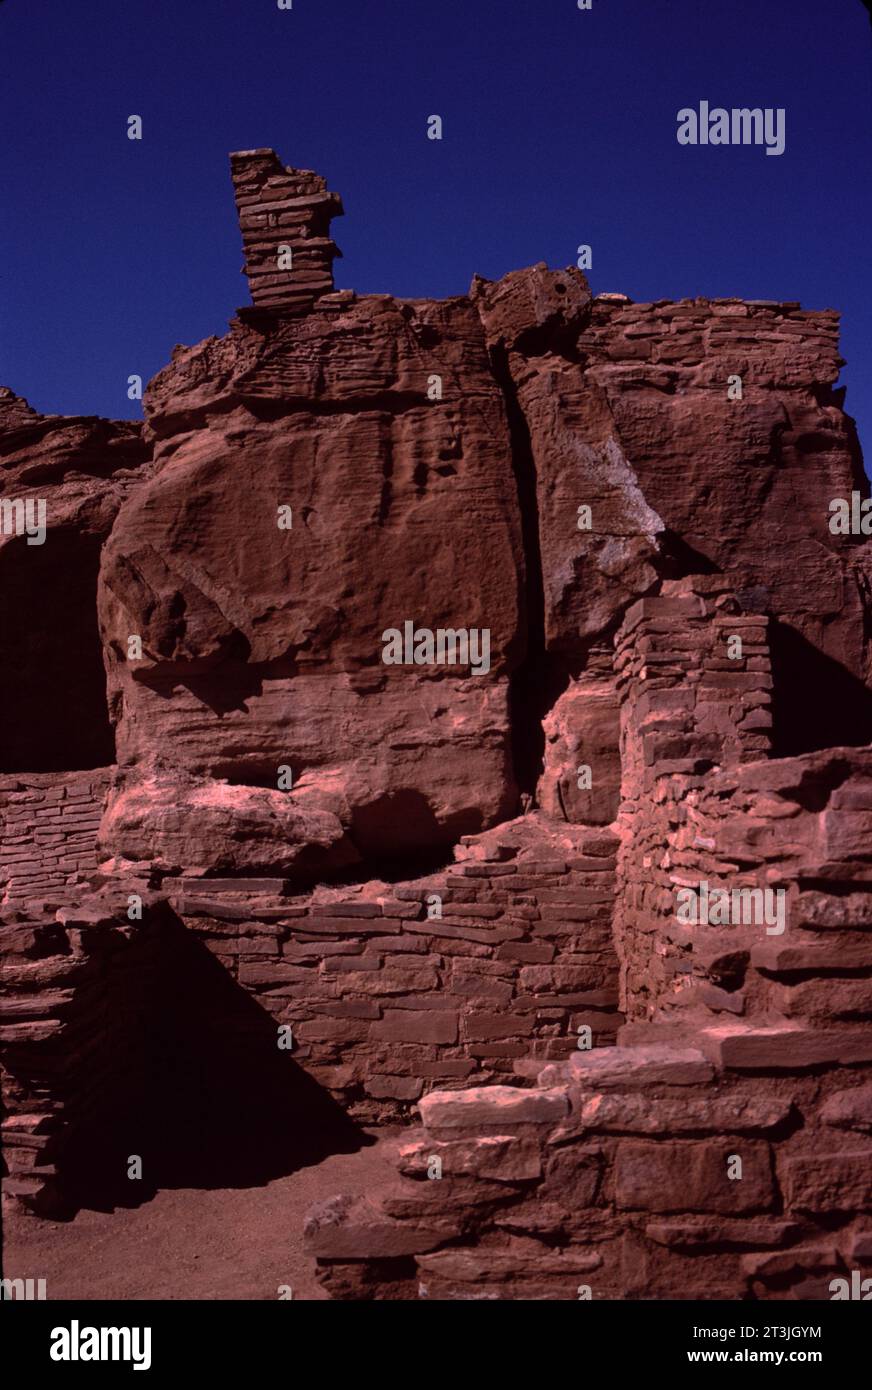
(1, 0), (871, 467)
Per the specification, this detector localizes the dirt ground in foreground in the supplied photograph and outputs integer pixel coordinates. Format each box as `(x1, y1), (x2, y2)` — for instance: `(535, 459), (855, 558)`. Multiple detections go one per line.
(1, 1132), (398, 1301)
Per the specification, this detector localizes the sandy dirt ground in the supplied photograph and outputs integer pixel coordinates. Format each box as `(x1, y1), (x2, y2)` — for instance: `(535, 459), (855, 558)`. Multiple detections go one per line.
(2, 1132), (398, 1301)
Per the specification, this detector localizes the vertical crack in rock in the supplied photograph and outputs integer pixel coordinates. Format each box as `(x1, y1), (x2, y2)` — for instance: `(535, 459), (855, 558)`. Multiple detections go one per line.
(377, 416), (394, 525)
(489, 343), (559, 800)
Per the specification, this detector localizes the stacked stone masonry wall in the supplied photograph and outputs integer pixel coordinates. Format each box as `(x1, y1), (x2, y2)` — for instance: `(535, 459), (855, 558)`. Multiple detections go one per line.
(170, 816), (621, 1122)
(613, 576), (773, 1018)
(304, 1037), (872, 1301)
(578, 294), (843, 387)
(1, 812), (621, 1211)
(0, 771), (112, 909)
(303, 607), (872, 1300)
(231, 149), (343, 312)
(0, 904), (163, 1214)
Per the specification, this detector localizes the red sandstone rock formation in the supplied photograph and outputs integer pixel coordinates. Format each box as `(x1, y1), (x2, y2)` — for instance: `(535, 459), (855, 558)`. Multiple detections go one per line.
(1, 151), (871, 1298)
(98, 285), (523, 875)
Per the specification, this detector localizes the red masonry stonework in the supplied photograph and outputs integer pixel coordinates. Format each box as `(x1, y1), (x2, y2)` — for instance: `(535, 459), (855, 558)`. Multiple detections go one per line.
(1, 151), (871, 1300)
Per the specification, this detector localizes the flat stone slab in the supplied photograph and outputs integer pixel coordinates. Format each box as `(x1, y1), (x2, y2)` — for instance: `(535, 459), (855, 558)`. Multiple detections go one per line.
(566, 1044), (714, 1088)
(700, 1024), (872, 1070)
(163, 876), (291, 895)
(419, 1085), (569, 1131)
(577, 1090), (791, 1134)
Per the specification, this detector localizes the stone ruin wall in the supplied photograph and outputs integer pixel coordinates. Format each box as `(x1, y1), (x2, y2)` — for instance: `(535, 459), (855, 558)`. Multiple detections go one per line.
(0, 771), (111, 908)
(304, 598), (872, 1300)
(230, 149), (344, 313)
(2, 150), (871, 1294)
(171, 821), (620, 1123)
(1, 816), (620, 1212)
(613, 578), (774, 1020)
(305, 1026), (872, 1302)
(1, 904), (163, 1214)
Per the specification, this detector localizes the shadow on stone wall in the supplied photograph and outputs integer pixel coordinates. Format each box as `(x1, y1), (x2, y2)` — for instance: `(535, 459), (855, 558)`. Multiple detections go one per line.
(59, 913), (369, 1216)
(0, 531), (115, 773)
(769, 620), (872, 757)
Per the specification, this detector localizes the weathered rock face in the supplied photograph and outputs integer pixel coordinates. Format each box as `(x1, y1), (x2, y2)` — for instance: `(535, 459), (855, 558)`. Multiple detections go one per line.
(2, 151), (871, 1295)
(538, 660), (621, 825)
(472, 267), (664, 655)
(88, 152), (871, 876)
(2, 151), (867, 867)
(472, 270), (872, 679)
(98, 289), (524, 873)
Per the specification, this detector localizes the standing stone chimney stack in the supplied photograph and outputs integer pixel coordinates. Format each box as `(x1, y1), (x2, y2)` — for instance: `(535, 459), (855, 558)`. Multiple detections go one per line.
(230, 148), (344, 313)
